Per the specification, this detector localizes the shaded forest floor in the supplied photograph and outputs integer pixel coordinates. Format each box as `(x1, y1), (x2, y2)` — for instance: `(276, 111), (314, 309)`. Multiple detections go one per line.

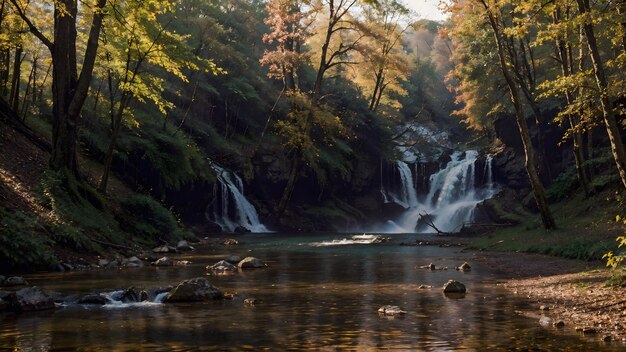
(1, 118), (188, 271)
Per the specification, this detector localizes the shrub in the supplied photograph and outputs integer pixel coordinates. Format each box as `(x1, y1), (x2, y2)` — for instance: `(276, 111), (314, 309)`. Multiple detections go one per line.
(0, 208), (57, 270)
(118, 194), (185, 243)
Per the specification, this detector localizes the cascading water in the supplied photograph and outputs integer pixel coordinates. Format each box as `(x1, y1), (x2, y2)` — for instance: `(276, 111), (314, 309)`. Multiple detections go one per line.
(390, 161), (419, 208)
(382, 151), (498, 233)
(206, 164), (269, 233)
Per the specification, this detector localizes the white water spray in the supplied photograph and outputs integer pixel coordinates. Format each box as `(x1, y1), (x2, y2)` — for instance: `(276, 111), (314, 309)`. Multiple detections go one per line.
(206, 164), (269, 233)
(382, 151), (498, 233)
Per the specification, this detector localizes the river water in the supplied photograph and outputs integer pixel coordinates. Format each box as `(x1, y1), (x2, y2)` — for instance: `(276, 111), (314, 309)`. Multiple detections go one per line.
(0, 233), (619, 351)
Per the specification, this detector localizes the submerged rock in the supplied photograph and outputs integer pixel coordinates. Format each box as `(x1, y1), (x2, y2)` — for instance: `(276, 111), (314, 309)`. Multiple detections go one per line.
(238, 257), (266, 269)
(164, 278), (223, 302)
(244, 297), (260, 306)
(152, 257), (174, 267)
(539, 316), (553, 326)
(456, 262), (471, 272)
(378, 305), (406, 316)
(442, 280), (466, 294)
(207, 260), (237, 274)
(8, 287), (55, 312)
(1, 276), (28, 287)
(553, 320), (565, 328)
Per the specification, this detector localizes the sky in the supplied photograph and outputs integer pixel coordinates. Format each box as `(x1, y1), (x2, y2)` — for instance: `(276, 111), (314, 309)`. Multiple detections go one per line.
(405, 0), (449, 22)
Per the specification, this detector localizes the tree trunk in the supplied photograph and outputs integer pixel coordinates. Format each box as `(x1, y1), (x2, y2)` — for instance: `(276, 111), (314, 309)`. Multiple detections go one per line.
(276, 151), (302, 217)
(0, 49), (9, 97)
(576, 0), (626, 190)
(553, 8), (592, 196)
(369, 68), (383, 110)
(48, 0), (107, 175)
(481, 0), (556, 229)
(9, 45), (22, 112)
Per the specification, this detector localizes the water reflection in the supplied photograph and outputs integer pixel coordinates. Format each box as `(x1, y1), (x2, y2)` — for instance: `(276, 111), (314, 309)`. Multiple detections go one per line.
(0, 233), (620, 351)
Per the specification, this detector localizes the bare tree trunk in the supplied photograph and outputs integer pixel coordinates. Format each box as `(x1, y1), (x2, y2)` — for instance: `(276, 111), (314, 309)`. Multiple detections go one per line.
(576, 0), (626, 190)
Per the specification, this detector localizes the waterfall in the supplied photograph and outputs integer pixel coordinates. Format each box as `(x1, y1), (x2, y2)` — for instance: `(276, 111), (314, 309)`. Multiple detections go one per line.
(391, 161), (419, 208)
(206, 164), (269, 233)
(485, 154), (494, 192)
(381, 150), (498, 233)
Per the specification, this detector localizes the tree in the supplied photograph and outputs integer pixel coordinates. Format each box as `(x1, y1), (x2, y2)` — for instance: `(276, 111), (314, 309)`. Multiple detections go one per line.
(261, 0), (306, 91)
(575, 0), (626, 190)
(271, 0), (367, 216)
(450, 0), (556, 229)
(10, 0), (107, 176)
(354, 0), (410, 113)
(95, 0), (215, 193)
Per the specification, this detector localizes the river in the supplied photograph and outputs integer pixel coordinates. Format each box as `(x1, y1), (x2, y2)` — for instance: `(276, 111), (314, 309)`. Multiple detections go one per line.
(0, 233), (619, 351)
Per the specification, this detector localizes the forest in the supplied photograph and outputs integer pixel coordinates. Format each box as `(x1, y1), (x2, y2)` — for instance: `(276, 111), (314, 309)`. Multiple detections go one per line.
(0, 0), (626, 350)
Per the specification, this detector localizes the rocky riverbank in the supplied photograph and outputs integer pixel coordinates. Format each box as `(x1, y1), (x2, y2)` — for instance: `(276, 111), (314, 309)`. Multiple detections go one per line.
(473, 251), (626, 344)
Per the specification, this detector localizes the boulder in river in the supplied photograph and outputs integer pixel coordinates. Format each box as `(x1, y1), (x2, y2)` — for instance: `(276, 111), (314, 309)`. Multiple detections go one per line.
(1, 276), (28, 287)
(97, 259), (109, 267)
(442, 280), (466, 294)
(152, 257), (174, 267)
(223, 238), (240, 245)
(207, 260), (237, 274)
(7, 287), (55, 312)
(164, 277), (223, 302)
(238, 257), (267, 269)
(456, 262), (471, 272)
(78, 294), (108, 305)
(119, 287), (142, 303)
(234, 226), (250, 234)
(176, 240), (194, 251)
(153, 245), (177, 253)
(225, 255), (241, 264)
(106, 260), (120, 269)
(123, 256), (144, 268)
(378, 305), (406, 316)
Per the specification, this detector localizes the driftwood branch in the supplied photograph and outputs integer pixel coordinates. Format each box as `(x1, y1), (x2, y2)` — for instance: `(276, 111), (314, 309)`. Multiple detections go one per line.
(419, 211), (445, 234)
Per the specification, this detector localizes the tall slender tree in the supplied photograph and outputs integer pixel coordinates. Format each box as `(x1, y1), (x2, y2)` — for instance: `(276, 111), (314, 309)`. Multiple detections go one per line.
(10, 0), (107, 176)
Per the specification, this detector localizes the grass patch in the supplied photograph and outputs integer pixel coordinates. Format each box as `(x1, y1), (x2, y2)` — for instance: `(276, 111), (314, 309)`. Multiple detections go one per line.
(471, 188), (623, 261)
